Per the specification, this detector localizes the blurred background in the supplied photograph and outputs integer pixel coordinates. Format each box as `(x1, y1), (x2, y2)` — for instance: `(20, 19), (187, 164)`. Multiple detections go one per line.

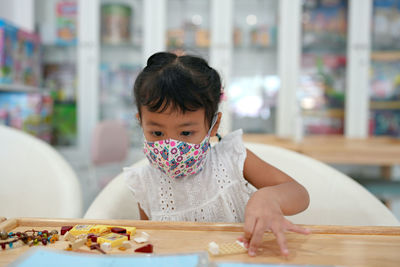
(0, 0), (399, 218)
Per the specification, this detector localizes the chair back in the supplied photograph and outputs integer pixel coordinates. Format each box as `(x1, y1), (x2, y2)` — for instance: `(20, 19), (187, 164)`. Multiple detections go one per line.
(85, 142), (400, 226)
(91, 120), (129, 165)
(0, 125), (83, 218)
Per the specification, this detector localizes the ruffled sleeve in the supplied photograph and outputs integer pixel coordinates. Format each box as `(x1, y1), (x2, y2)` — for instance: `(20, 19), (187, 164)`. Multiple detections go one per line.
(123, 166), (151, 218)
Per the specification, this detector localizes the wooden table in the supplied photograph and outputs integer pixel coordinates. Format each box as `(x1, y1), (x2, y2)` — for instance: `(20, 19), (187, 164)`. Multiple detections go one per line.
(1, 218), (400, 267)
(243, 134), (400, 179)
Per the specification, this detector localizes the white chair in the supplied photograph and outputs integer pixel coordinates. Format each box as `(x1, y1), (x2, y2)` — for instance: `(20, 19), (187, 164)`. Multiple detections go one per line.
(0, 125), (83, 218)
(85, 142), (400, 226)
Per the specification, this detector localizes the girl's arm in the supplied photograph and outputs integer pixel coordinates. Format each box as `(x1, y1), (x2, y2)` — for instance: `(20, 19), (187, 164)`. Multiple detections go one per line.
(138, 204), (149, 220)
(241, 149), (310, 256)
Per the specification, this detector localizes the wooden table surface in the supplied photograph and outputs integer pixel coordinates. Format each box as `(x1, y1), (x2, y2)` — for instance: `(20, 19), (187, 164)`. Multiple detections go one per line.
(242, 134), (400, 166)
(1, 218), (400, 267)
(243, 134), (400, 180)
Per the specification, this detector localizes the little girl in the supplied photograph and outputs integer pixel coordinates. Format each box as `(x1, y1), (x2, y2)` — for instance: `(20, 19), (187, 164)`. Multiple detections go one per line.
(124, 52), (310, 257)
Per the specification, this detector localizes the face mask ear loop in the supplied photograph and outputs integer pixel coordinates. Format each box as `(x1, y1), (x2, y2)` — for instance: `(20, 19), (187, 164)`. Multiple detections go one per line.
(207, 114), (219, 136)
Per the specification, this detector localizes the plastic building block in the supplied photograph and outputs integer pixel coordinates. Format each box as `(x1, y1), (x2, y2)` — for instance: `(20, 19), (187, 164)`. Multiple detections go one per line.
(133, 232), (149, 243)
(122, 241), (132, 249)
(69, 225), (95, 236)
(89, 225), (110, 235)
(100, 242), (112, 252)
(63, 231), (76, 242)
(134, 244), (153, 253)
(90, 243), (106, 254)
(207, 241), (247, 256)
(68, 238), (86, 250)
(61, 226), (73, 235)
(87, 233), (98, 242)
(111, 227), (126, 234)
(97, 233), (128, 248)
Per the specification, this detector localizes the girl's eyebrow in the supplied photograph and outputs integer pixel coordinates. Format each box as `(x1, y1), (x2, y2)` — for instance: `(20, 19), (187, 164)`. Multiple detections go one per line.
(177, 122), (199, 127)
(146, 121), (164, 127)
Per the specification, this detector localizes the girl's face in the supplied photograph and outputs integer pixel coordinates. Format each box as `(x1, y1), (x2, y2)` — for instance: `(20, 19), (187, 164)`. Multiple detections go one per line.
(140, 106), (216, 144)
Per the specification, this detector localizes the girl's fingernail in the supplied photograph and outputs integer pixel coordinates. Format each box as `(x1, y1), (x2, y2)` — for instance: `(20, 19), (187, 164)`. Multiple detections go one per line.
(283, 248), (289, 255)
(249, 250), (256, 256)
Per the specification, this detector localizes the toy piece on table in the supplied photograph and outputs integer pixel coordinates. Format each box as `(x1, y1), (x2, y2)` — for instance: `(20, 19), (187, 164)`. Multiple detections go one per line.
(69, 225), (96, 236)
(97, 233), (128, 248)
(207, 240), (247, 256)
(111, 227), (126, 234)
(87, 233), (98, 242)
(90, 243), (106, 254)
(88, 225), (110, 235)
(89, 225), (136, 236)
(63, 231), (76, 242)
(61, 226), (74, 235)
(100, 242), (112, 252)
(133, 231), (149, 244)
(66, 238), (86, 250)
(122, 241), (131, 249)
(134, 244), (153, 253)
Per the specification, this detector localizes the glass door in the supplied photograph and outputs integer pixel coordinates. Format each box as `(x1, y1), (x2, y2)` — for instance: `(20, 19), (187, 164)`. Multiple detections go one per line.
(166, 0), (211, 59)
(369, 0), (400, 137)
(228, 0), (279, 133)
(99, 0), (143, 147)
(299, 0), (348, 135)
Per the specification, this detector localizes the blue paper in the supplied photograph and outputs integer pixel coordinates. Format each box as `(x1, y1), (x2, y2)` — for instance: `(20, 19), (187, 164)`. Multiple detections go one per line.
(11, 248), (202, 267)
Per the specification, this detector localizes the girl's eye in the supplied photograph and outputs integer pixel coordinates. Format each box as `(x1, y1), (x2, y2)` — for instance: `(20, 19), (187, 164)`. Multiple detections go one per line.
(181, 131), (192, 136)
(152, 131), (163, 137)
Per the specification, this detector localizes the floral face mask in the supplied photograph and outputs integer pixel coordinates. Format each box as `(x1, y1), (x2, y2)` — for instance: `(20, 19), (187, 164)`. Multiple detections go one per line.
(143, 115), (217, 179)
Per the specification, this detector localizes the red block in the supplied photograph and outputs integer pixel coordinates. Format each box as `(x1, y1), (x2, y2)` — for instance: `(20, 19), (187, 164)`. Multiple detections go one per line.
(60, 226), (73, 235)
(134, 244), (153, 253)
(111, 227), (126, 234)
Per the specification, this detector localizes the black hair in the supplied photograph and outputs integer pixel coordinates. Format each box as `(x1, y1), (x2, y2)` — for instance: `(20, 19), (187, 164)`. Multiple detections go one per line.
(133, 52), (222, 127)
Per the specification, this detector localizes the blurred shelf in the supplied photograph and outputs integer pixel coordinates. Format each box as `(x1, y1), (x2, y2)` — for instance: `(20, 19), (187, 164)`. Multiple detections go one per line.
(370, 101), (400, 110)
(233, 45), (276, 52)
(302, 108), (344, 118)
(0, 84), (45, 93)
(101, 43), (141, 51)
(42, 44), (77, 63)
(371, 51), (400, 62)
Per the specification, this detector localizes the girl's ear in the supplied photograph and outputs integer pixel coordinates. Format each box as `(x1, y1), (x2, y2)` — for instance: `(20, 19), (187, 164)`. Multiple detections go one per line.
(210, 112), (222, 137)
(135, 113), (141, 124)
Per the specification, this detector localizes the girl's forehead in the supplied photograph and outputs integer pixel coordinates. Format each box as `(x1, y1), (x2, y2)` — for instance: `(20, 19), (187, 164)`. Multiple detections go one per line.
(141, 107), (207, 125)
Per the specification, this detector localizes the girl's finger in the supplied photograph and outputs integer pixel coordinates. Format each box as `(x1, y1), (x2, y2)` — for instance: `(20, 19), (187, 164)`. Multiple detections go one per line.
(286, 222), (311, 235)
(243, 215), (256, 243)
(271, 226), (289, 256)
(248, 219), (265, 257)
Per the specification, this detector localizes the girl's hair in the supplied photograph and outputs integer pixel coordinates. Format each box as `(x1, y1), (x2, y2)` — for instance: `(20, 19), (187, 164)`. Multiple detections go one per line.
(133, 52), (222, 127)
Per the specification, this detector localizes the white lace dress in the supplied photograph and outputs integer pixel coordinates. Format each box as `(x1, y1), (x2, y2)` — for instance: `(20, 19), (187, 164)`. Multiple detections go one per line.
(124, 129), (257, 223)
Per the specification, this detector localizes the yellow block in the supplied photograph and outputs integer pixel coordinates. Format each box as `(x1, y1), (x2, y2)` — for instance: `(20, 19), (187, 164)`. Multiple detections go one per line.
(88, 225), (110, 235)
(97, 233), (128, 248)
(69, 225), (95, 236)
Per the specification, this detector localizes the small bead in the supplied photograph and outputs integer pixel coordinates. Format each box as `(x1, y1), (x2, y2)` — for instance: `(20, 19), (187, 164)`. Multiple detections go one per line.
(42, 239), (47, 245)
(33, 238), (39, 245)
(38, 232), (42, 236)
(8, 242), (13, 248)
(8, 232), (13, 237)
(50, 230), (58, 235)
(0, 231), (7, 240)
(1, 243), (5, 250)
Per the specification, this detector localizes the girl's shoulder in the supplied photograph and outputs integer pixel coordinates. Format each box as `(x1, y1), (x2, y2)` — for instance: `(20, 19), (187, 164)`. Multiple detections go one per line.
(212, 129), (246, 156)
(123, 162), (157, 191)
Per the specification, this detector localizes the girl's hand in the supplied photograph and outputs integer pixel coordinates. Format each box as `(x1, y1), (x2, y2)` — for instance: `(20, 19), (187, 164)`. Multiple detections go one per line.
(240, 189), (310, 257)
